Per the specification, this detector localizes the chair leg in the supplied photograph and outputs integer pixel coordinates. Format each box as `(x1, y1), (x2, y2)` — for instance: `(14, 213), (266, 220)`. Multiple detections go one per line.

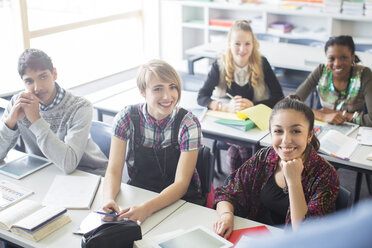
(365, 173), (372, 195)
(354, 172), (363, 203)
(212, 140), (223, 175)
(212, 140), (219, 177)
(216, 147), (223, 174)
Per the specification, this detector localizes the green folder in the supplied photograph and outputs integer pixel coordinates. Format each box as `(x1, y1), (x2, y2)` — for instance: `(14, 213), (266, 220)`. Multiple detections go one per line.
(215, 119), (256, 131)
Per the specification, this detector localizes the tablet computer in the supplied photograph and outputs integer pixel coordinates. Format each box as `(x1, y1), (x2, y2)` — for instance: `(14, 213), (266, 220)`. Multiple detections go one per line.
(153, 226), (233, 248)
(0, 153), (51, 179)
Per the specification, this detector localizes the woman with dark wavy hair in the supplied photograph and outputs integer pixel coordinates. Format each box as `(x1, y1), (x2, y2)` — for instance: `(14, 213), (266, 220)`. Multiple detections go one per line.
(213, 95), (339, 238)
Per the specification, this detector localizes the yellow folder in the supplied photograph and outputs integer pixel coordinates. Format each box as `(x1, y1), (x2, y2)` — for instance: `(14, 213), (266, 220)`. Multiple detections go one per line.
(236, 104), (272, 130)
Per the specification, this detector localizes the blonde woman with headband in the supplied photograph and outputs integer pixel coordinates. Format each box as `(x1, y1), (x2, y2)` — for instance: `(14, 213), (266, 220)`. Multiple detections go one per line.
(197, 20), (284, 172)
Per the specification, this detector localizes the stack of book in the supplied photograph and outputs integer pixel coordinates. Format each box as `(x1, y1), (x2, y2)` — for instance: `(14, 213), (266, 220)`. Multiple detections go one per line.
(268, 21), (294, 34)
(323, 0), (342, 13)
(212, 104), (272, 131)
(209, 19), (235, 28)
(365, 0), (372, 15)
(0, 200), (70, 242)
(342, 0), (365, 16)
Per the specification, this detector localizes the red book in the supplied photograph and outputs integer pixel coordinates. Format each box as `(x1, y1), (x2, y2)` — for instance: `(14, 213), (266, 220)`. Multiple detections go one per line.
(227, 226), (270, 247)
(209, 19), (235, 27)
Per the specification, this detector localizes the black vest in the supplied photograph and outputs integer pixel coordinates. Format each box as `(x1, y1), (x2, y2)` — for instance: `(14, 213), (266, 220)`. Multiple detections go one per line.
(128, 105), (203, 204)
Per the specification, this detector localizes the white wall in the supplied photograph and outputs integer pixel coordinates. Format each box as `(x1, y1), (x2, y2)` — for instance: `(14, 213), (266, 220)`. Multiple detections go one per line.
(143, 0), (161, 60)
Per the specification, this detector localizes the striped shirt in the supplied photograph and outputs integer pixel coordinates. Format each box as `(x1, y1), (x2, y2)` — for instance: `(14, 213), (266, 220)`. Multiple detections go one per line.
(113, 103), (203, 178)
(40, 82), (65, 111)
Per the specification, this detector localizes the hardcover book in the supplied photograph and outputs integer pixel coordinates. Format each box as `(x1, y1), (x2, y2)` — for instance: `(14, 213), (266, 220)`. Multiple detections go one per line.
(0, 200), (70, 242)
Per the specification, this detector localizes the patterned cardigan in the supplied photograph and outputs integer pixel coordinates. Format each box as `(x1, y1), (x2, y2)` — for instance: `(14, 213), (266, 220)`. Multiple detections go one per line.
(214, 146), (340, 226)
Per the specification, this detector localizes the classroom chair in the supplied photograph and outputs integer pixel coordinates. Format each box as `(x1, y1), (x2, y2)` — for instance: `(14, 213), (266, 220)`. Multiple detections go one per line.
(275, 69), (310, 91)
(90, 120), (112, 158)
(336, 186), (351, 211)
(255, 33), (280, 43)
(195, 146), (215, 208)
(355, 44), (372, 53)
(212, 140), (229, 175)
(286, 38), (325, 48)
(179, 72), (206, 92)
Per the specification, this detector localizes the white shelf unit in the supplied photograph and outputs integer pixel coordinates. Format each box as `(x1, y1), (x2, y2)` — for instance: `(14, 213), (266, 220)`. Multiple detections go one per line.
(160, 0), (372, 72)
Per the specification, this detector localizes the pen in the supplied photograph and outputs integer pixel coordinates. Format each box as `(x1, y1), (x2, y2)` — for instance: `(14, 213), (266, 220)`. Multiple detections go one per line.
(94, 211), (119, 218)
(226, 93), (234, 99)
(329, 153), (350, 161)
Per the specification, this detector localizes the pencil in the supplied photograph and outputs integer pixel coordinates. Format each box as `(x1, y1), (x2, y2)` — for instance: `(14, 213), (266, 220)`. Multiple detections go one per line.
(226, 93), (234, 99)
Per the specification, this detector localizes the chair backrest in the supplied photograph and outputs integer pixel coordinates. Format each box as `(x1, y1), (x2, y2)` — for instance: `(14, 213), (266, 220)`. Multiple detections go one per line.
(355, 44), (372, 53)
(287, 38), (325, 48)
(195, 146), (214, 197)
(90, 120), (112, 158)
(336, 186), (351, 211)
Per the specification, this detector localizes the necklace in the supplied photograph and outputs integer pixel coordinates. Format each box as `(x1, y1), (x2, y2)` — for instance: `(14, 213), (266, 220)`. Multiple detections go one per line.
(152, 148), (167, 181)
(282, 177), (288, 194)
(277, 160), (288, 194)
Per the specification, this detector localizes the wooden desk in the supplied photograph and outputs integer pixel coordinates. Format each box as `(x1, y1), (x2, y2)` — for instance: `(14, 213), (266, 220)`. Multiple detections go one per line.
(259, 129), (372, 202)
(135, 202), (282, 247)
(185, 41), (372, 74)
(0, 165), (185, 248)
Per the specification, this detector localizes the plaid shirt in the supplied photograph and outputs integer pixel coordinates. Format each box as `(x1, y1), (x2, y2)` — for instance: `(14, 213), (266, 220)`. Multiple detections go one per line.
(215, 146), (339, 227)
(40, 82), (65, 111)
(113, 103), (203, 183)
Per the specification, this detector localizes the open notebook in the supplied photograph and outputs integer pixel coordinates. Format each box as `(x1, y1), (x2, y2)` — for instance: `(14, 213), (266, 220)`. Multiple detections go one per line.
(319, 129), (358, 160)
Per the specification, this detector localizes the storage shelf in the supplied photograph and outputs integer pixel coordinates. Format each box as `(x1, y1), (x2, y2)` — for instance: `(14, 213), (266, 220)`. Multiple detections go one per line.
(182, 22), (204, 29)
(161, 0), (372, 71)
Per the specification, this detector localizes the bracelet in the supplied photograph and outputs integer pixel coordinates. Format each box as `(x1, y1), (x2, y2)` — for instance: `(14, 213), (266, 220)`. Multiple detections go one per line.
(219, 211), (234, 218)
(351, 112), (359, 122)
(217, 102), (223, 111)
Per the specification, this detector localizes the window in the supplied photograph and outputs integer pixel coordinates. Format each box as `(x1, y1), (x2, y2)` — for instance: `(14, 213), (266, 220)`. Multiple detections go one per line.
(1, 0), (144, 94)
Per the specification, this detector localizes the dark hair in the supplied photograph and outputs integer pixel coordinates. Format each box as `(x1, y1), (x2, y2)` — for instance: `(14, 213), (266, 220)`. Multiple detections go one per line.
(18, 49), (54, 78)
(324, 35), (361, 63)
(269, 95), (320, 153)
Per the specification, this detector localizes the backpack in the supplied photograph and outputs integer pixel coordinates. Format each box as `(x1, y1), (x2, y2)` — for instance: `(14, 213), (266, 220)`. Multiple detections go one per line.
(81, 220), (142, 248)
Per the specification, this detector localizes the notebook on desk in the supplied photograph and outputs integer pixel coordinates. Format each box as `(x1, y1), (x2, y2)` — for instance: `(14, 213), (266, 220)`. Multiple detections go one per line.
(43, 175), (101, 210)
(315, 121), (359, 137)
(0, 150), (51, 179)
(319, 129), (359, 160)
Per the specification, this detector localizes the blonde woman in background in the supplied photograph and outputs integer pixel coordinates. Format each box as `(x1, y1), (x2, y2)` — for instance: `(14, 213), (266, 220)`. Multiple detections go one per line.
(197, 20), (284, 172)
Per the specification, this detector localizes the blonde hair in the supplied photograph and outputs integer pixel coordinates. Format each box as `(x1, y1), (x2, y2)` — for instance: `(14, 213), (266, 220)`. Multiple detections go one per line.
(136, 59), (182, 104)
(224, 20), (264, 89)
